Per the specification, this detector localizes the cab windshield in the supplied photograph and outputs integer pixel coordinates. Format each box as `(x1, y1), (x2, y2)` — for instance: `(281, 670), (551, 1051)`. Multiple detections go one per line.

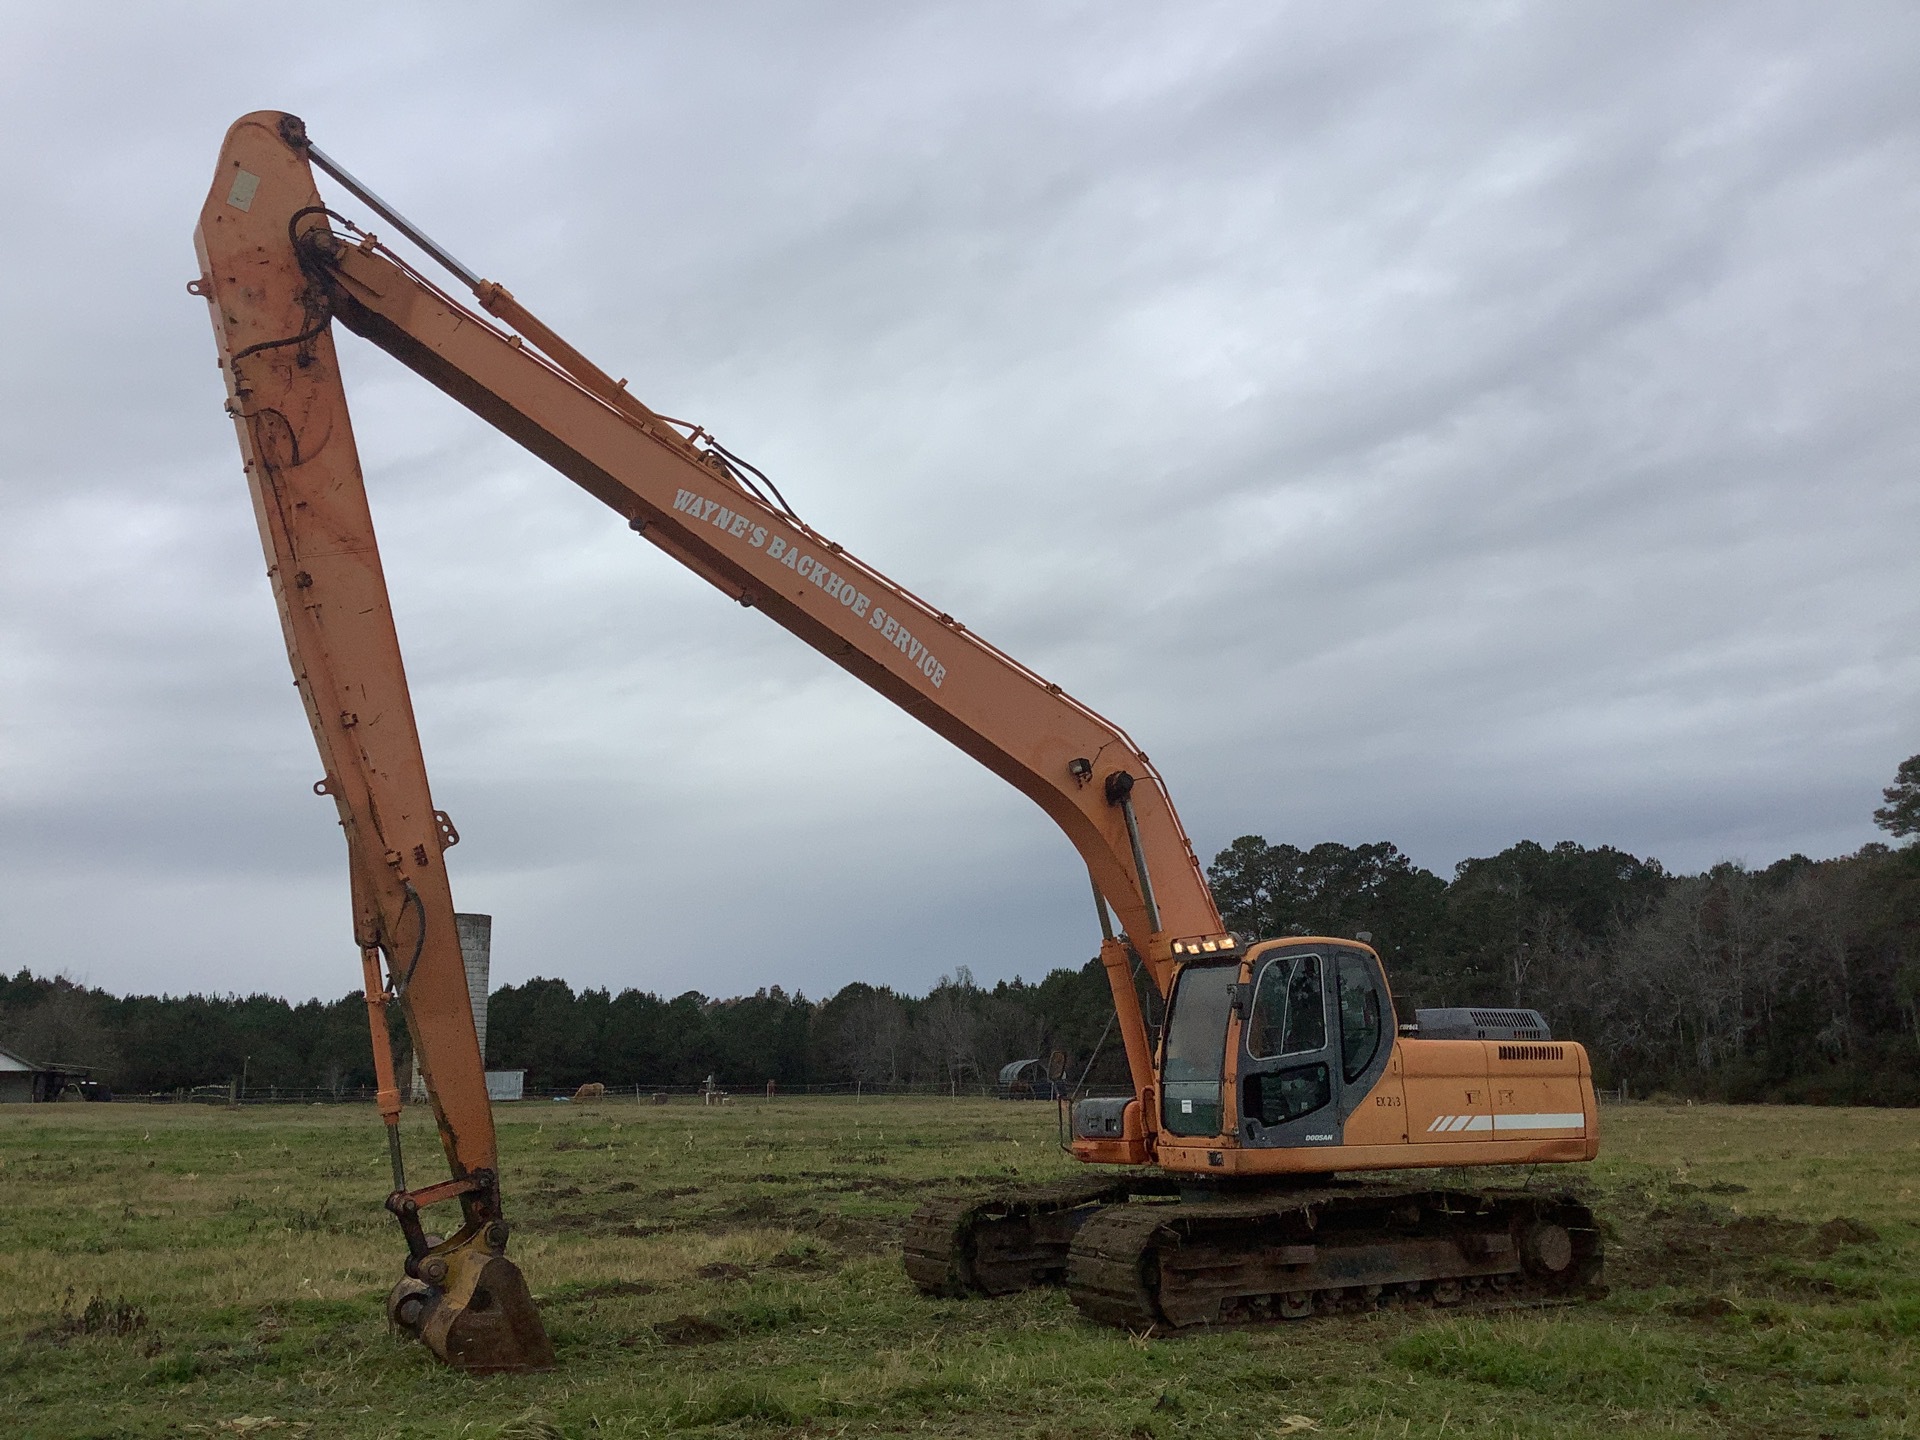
(1160, 962), (1236, 1137)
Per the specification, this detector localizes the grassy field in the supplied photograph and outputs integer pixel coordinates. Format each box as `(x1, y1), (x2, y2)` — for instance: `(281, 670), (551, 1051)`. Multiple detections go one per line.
(1, 1097), (1916, 1439)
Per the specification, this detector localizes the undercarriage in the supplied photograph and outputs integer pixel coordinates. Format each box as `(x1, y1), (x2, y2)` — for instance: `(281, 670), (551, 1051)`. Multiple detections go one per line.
(906, 1177), (1602, 1330)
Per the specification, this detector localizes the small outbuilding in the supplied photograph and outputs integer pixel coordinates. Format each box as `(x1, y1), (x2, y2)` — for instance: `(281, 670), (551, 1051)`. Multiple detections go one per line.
(0, 1041), (93, 1103)
(996, 1058), (1063, 1101)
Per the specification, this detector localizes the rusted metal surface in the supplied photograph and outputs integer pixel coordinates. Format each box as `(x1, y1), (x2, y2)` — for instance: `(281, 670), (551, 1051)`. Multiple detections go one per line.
(389, 1246), (554, 1373)
(379, 1172), (552, 1372)
(1065, 1185), (1602, 1331)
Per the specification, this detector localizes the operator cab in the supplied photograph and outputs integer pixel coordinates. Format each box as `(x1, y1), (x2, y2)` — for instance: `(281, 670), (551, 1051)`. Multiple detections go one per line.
(1160, 936), (1394, 1148)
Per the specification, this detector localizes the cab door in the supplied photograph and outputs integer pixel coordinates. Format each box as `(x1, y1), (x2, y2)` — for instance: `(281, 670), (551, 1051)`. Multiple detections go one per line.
(1237, 944), (1394, 1149)
(1236, 948), (1338, 1148)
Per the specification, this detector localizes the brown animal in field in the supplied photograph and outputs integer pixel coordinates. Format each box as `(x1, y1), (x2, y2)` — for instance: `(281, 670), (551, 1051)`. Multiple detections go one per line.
(572, 1082), (607, 1102)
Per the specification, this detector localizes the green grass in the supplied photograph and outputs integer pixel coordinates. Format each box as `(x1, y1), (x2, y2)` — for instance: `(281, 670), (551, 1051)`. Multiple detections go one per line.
(1, 1097), (1917, 1438)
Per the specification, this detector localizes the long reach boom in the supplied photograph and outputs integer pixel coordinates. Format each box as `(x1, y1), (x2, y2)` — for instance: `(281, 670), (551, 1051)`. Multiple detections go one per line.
(194, 112), (1222, 1369)
(198, 111), (1607, 1368)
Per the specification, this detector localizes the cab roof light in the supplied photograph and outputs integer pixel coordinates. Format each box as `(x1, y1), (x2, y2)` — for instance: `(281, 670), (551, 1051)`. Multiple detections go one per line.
(1172, 933), (1239, 956)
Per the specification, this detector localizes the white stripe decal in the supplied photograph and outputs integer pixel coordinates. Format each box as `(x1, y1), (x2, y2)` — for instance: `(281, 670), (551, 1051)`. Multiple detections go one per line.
(1425, 1112), (1586, 1137)
(1493, 1113), (1585, 1132)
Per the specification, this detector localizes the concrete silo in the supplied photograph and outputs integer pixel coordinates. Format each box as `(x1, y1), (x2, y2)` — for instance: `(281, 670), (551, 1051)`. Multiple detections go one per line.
(411, 912), (496, 1099)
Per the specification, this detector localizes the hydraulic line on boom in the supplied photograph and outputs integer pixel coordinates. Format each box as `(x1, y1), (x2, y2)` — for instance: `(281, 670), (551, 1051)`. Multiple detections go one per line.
(193, 112), (1603, 1370)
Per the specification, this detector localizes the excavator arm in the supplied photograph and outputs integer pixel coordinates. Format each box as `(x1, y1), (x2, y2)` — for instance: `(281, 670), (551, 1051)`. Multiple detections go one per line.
(193, 111), (1224, 1369)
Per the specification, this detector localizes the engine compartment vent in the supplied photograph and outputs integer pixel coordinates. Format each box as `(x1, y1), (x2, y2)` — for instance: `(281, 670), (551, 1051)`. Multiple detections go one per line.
(1413, 1007), (1552, 1041)
(1496, 1043), (1565, 1062)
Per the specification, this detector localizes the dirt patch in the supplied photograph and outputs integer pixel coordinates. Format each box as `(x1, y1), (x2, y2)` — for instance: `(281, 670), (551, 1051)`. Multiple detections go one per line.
(1604, 1201), (1800, 1289)
(1814, 1217), (1880, 1253)
(1779, 1274), (1844, 1297)
(716, 1195), (819, 1226)
(812, 1213), (900, 1249)
(529, 1175), (912, 1245)
(695, 1263), (749, 1282)
(1665, 1294), (1740, 1320)
(768, 1248), (835, 1273)
(1604, 1195), (1885, 1297)
(790, 1174), (920, 1195)
(651, 1313), (731, 1346)
(1667, 1180), (1750, 1196)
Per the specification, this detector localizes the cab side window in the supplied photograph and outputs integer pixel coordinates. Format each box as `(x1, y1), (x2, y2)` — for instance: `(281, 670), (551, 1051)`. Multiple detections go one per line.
(1246, 953), (1326, 1059)
(1336, 952), (1382, 1084)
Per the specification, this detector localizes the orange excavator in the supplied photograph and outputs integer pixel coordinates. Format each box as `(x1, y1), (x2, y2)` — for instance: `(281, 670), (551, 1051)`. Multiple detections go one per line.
(193, 113), (1602, 1372)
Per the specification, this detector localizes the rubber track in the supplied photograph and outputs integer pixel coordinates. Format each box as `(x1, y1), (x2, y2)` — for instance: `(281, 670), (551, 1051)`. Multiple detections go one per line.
(1066, 1186), (1602, 1331)
(903, 1174), (1170, 1297)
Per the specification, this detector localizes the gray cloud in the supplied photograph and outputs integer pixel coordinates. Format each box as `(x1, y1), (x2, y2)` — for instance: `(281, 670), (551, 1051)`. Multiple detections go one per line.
(2, 2), (1915, 1002)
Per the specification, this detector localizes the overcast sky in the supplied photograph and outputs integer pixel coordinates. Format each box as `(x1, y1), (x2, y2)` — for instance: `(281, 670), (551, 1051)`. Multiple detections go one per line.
(2, 3), (1915, 1005)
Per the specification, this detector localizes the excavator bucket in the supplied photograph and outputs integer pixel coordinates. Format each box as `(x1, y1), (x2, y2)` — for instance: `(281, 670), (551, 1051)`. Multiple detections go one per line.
(387, 1246), (554, 1373)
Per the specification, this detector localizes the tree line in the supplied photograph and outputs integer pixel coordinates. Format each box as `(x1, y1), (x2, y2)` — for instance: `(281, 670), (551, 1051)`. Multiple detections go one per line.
(6, 755), (1916, 1104)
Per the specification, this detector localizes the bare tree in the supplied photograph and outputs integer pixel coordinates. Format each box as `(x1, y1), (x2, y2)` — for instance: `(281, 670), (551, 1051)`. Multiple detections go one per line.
(1780, 862), (1864, 1060)
(1601, 866), (1792, 1077)
(1, 982), (118, 1076)
(919, 971), (980, 1095)
(837, 989), (908, 1088)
